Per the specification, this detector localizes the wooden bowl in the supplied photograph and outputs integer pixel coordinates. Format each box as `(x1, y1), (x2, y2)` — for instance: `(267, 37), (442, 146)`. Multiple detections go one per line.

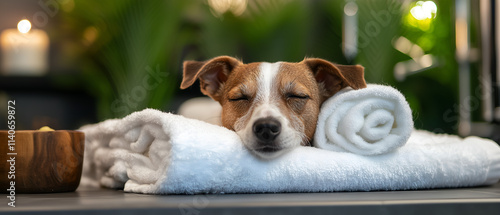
(0, 130), (84, 193)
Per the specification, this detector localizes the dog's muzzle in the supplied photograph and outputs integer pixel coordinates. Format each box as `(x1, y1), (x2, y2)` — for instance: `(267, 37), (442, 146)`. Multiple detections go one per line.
(252, 117), (281, 152)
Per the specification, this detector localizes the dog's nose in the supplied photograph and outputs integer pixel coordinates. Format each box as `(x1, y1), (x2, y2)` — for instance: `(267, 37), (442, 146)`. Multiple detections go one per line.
(253, 117), (281, 143)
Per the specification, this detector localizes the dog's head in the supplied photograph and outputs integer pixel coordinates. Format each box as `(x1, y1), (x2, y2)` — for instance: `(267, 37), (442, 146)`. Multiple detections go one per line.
(181, 56), (366, 159)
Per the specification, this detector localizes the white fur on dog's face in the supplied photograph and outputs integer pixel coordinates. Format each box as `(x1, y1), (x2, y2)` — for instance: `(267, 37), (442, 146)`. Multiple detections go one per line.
(232, 63), (305, 159)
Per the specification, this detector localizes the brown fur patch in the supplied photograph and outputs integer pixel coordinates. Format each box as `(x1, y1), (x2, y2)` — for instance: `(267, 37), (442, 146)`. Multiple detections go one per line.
(276, 63), (322, 145)
(220, 63), (260, 130)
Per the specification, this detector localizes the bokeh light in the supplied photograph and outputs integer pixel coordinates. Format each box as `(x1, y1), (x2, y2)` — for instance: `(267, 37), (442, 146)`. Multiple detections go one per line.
(17, 19), (32, 34)
(405, 1), (438, 31)
(410, 1), (437, 20)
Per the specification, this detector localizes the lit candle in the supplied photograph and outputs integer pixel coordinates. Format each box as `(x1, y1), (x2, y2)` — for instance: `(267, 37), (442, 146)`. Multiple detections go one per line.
(1, 19), (49, 75)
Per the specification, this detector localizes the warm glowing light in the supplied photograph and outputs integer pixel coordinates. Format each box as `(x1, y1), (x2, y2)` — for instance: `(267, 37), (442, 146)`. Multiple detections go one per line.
(393, 36), (425, 59)
(208, 0), (247, 17)
(230, 0), (247, 16)
(61, 0), (75, 12)
(83, 26), (99, 46)
(208, 0), (231, 15)
(344, 2), (358, 16)
(410, 1), (437, 20)
(17, 19), (32, 34)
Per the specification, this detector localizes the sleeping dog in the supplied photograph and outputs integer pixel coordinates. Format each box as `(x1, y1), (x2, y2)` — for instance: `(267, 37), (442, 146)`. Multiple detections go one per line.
(181, 56), (366, 159)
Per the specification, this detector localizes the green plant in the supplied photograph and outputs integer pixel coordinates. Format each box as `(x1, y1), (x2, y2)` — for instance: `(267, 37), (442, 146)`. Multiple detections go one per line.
(62, 0), (188, 119)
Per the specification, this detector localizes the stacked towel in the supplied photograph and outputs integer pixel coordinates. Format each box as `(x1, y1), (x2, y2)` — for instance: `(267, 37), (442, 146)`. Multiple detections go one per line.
(80, 109), (500, 194)
(314, 84), (413, 155)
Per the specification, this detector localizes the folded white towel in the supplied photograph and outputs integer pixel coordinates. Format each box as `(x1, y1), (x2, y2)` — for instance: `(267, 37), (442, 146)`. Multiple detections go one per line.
(314, 84), (413, 155)
(80, 109), (500, 194)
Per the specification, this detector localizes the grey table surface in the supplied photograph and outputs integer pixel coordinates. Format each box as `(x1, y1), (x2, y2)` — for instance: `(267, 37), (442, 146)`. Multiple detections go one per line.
(2, 183), (500, 215)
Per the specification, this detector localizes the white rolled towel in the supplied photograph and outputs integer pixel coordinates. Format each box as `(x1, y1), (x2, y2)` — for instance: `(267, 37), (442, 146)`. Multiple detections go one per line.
(79, 109), (500, 194)
(314, 84), (413, 155)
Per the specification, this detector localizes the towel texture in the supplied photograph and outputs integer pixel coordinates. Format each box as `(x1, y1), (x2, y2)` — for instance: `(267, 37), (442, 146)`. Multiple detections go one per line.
(80, 109), (500, 194)
(314, 84), (413, 155)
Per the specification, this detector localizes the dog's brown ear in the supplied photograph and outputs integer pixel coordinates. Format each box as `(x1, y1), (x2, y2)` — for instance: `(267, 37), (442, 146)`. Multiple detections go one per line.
(303, 58), (366, 100)
(181, 56), (242, 101)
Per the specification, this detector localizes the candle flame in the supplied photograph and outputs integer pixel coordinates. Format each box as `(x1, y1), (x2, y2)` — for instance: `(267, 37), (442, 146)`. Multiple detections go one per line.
(18, 19), (32, 34)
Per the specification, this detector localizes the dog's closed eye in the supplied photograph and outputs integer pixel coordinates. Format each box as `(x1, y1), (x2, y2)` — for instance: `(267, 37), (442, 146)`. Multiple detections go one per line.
(286, 93), (310, 100)
(229, 96), (249, 101)
(228, 85), (253, 102)
(284, 91), (310, 114)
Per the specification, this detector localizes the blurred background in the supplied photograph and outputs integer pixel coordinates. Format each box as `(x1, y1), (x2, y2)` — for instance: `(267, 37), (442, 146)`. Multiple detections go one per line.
(0, 0), (498, 141)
